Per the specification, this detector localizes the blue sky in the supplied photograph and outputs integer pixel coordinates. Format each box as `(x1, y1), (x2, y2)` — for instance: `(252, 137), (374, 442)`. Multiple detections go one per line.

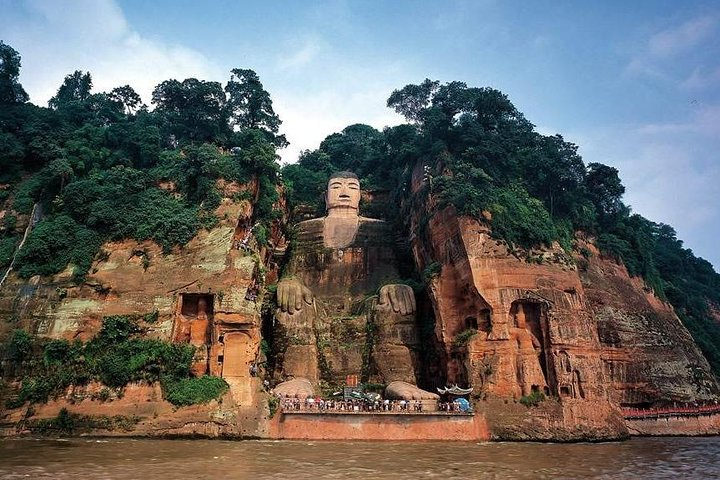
(2, 0), (720, 269)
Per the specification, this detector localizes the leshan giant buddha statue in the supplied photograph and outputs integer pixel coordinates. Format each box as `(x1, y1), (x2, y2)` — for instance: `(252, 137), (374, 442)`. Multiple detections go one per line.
(272, 171), (437, 401)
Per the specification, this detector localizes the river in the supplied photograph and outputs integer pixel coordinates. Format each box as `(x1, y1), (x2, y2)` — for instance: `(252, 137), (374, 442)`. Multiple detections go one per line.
(1, 437), (719, 479)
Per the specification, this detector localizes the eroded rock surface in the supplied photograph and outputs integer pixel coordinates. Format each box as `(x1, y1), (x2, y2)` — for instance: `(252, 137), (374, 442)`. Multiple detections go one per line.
(405, 161), (719, 440)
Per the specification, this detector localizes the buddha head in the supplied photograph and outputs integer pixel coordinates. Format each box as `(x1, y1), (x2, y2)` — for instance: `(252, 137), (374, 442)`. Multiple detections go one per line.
(326, 171), (360, 214)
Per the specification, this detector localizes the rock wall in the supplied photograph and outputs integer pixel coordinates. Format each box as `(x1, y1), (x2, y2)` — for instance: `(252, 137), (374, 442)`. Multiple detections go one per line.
(406, 161), (719, 440)
(0, 179), (280, 437)
(625, 414), (720, 437)
(579, 242), (719, 406)
(2, 165), (719, 440)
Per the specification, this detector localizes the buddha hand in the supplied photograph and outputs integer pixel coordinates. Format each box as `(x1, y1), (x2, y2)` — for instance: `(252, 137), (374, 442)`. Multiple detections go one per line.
(277, 277), (314, 314)
(378, 284), (416, 315)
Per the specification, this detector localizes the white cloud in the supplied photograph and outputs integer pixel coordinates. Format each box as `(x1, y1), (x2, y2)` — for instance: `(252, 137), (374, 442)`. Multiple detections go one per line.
(25, 0), (129, 40)
(625, 15), (719, 82)
(3, 0), (222, 106)
(636, 104), (720, 136)
(624, 57), (671, 80)
(619, 142), (718, 229)
(681, 65), (720, 90)
(648, 16), (717, 58)
(575, 106), (720, 268)
(277, 36), (325, 70)
(274, 84), (405, 164)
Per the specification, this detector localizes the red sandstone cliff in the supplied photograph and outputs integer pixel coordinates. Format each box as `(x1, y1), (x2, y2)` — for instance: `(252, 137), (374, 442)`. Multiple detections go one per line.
(1, 166), (718, 440)
(406, 161), (719, 440)
(0, 178), (285, 438)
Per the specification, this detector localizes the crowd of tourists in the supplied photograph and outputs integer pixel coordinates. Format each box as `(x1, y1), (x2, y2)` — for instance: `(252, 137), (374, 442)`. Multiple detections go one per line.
(278, 397), (471, 413)
(280, 397), (427, 412)
(437, 401), (470, 412)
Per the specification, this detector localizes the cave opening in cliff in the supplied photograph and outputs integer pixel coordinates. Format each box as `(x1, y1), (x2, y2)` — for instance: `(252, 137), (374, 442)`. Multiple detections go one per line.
(260, 301), (276, 374)
(478, 309), (492, 333)
(180, 293), (215, 319)
(173, 293), (215, 345)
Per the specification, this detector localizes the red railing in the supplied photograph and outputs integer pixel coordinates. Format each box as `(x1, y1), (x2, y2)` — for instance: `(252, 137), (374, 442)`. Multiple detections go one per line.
(623, 404), (720, 419)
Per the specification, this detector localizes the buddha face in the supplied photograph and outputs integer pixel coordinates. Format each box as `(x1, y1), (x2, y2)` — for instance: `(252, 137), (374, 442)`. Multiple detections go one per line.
(326, 176), (360, 212)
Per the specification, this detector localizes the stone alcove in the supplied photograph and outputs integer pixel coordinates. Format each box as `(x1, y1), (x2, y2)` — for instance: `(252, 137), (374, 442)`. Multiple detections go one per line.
(172, 293), (215, 376)
(221, 331), (255, 378)
(173, 293), (215, 345)
(509, 299), (557, 396)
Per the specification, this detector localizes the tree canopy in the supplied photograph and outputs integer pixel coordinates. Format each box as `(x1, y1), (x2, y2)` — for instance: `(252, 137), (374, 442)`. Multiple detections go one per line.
(0, 41), (29, 104)
(0, 42), (284, 283)
(1, 42), (719, 378)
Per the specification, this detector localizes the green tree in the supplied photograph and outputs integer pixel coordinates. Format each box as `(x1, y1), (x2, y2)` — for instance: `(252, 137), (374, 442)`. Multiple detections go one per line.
(586, 162), (626, 228)
(387, 78), (439, 123)
(151, 78), (228, 143)
(319, 124), (383, 176)
(282, 151), (332, 212)
(108, 85), (144, 115)
(225, 68), (287, 147)
(0, 41), (29, 104)
(49, 71), (93, 109)
(0, 131), (25, 182)
(520, 134), (587, 221)
(15, 215), (102, 279)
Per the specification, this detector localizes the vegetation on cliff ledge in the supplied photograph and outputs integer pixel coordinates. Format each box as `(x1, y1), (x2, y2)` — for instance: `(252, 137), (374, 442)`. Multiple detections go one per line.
(1, 316), (228, 408)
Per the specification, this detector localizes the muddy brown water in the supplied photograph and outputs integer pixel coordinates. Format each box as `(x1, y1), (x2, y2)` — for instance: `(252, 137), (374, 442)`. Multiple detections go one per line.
(1, 437), (719, 479)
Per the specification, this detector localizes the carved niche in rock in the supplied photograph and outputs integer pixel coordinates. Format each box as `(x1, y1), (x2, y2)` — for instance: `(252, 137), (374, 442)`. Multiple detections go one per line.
(173, 293), (214, 376)
(509, 300), (557, 397)
(271, 171), (433, 400)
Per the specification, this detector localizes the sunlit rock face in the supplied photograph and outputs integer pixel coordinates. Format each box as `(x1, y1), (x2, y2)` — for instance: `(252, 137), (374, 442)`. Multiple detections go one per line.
(406, 161), (719, 440)
(579, 241), (720, 406)
(0, 180), (267, 385)
(0, 179), (276, 436)
(1, 162), (717, 441)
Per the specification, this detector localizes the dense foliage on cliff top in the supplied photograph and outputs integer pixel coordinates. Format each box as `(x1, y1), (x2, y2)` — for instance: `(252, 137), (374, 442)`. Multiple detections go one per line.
(0, 41), (283, 281)
(284, 79), (720, 377)
(2, 316), (228, 408)
(1, 42), (720, 377)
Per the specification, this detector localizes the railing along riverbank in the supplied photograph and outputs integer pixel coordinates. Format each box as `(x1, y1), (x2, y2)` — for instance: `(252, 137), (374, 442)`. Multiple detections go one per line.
(623, 404), (720, 420)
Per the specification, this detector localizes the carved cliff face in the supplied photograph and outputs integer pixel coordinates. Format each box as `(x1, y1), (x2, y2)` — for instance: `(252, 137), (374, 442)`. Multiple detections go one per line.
(325, 176), (360, 214)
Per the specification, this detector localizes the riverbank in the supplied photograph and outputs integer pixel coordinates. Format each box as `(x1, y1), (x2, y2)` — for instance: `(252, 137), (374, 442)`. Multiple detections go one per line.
(2, 383), (719, 441)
